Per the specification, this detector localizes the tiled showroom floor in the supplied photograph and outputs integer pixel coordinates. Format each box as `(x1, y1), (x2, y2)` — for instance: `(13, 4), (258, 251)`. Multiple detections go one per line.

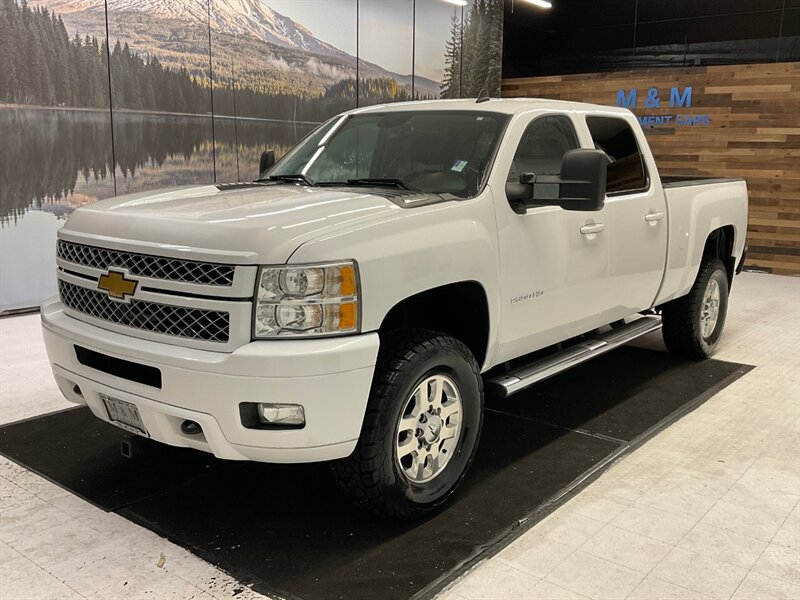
(1, 272), (798, 600)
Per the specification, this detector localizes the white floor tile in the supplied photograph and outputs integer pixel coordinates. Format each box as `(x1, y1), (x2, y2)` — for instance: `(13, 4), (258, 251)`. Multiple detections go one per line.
(451, 561), (541, 600)
(498, 535), (576, 579)
(610, 504), (699, 545)
(544, 550), (644, 599)
(650, 547), (748, 600)
(530, 510), (606, 548)
(752, 543), (800, 585)
(579, 525), (671, 573)
(628, 574), (714, 600)
(731, 571), (800, 600)
(699, 500), (788, 543)
(677, 522), (769, 570)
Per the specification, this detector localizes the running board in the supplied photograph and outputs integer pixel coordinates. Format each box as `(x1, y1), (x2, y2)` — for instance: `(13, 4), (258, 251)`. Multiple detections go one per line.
(487, 316), (663, 398)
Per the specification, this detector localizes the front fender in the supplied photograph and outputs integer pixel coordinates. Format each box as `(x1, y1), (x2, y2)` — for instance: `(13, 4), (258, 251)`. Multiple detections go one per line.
(288, 195), (502, 366)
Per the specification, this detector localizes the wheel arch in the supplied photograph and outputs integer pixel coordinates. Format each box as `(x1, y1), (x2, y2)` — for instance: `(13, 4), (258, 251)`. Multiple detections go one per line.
(703, 225), (736, 285)
(378, 281), (491, 368)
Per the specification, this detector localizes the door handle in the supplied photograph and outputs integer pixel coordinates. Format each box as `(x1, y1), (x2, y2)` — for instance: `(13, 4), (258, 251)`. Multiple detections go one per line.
(580, 223), (605, 235)
(645, 211), (664, 222)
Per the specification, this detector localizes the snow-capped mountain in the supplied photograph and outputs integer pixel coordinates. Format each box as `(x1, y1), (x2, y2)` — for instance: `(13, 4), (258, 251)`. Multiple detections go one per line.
(38, 0), (348, 59)
(33, 0), (440, 95)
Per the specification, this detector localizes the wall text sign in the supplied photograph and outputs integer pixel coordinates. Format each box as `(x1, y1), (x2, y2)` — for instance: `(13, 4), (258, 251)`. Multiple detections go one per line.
(616, 86), (711, 127)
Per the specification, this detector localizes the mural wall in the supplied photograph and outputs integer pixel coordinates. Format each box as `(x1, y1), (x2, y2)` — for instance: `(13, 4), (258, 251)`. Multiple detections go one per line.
(0, 0), (503, 312)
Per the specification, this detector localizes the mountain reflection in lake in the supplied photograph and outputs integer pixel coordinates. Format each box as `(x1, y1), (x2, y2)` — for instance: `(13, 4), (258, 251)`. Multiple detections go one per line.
(0, 107), (315, 312)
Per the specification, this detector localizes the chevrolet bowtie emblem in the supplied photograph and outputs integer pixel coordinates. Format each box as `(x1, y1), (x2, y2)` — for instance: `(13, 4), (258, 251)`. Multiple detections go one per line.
(97, 270), (138, 301)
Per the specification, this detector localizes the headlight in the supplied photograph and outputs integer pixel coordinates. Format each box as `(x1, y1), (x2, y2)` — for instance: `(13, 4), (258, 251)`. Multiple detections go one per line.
(253, 261), (359, 338)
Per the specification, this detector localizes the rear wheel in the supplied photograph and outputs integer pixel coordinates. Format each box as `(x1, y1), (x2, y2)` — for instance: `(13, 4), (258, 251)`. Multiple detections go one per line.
(332, 329), (483, 519)
(662, 257), (729, 359)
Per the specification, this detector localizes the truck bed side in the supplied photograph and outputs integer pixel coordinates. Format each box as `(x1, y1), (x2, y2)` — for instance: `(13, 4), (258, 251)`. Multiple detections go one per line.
(654, 178), (748, 306)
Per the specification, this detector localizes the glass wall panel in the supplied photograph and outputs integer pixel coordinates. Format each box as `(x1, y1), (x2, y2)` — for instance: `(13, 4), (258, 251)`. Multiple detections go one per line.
(211, 0), (357, 181)
(0, 0), (114, 311)
(414, 0), (461, 99)
(358, 0), (414, 106)
(106, 0), (215, 195)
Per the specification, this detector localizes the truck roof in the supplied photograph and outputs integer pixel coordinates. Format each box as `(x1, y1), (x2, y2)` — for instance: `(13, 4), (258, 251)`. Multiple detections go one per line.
(349, 97), (633, 117)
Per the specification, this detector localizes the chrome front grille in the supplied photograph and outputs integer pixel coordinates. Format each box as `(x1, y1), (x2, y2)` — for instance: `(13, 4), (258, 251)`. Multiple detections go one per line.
(57, 240), (235, 287)
(59, 280), (230, 343)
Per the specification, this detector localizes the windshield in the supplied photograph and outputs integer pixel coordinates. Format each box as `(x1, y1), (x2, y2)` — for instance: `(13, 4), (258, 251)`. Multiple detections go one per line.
(264, 110), (509, 198)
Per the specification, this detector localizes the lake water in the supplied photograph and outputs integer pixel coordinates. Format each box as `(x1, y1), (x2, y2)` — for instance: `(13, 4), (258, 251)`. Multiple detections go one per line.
(0, 107), (315, 312)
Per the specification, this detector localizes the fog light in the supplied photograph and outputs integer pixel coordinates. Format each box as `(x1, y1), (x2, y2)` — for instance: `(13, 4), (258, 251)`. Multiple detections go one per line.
(258, 403), (305, 426)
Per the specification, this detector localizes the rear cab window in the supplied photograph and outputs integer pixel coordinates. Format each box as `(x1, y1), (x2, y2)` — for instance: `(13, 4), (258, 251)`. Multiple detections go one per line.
(585, 116), (649, 195)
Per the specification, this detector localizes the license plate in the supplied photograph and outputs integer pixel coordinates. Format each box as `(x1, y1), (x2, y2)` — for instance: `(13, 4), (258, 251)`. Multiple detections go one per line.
(101, 395), (148, 436)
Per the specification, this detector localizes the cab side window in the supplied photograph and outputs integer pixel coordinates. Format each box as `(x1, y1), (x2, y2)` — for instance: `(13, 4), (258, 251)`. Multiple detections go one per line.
(507, 115), (580, 200)
(507, 116), (580, 197)
(586, 116), (648, 194)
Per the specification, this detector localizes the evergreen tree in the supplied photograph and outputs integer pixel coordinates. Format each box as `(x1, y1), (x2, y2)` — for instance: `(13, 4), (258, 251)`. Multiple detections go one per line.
(441, 13), (462, 99)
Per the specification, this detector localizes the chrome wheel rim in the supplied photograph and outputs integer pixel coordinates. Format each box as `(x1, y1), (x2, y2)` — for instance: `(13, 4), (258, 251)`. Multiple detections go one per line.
(395, 374), (462, 484)
(700, 278), (721, 339)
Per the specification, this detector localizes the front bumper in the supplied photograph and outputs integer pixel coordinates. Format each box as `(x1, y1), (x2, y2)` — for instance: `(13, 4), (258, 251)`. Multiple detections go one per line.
(41, 297), (380, 463)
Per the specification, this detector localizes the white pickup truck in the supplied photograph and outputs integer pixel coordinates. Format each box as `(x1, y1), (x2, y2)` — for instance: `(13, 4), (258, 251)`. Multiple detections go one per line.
(42, 99), (748, 517)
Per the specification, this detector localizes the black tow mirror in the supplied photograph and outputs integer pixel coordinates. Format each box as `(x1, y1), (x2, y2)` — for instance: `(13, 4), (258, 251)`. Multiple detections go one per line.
(259, 150), (276, 177)
(505, 149), (609, 213)
(558, 148), (608, 211)
(505, 172), (535, 203)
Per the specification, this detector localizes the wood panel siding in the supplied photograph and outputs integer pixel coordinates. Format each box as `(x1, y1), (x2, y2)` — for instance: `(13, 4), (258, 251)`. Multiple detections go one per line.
(502, 62), (800, 276)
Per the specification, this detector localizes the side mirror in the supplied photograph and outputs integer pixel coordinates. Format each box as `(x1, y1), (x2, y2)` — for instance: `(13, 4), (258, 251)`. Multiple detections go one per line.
(259, 150), (276, 177)
(505, 172), (536, 203)
(558, 148), (608, 211)
(505, 149), (608, 212)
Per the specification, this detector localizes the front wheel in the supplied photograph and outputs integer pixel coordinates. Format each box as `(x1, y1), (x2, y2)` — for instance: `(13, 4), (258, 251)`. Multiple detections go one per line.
(662, 257), (730, 359)
(332, 329), (484, 519)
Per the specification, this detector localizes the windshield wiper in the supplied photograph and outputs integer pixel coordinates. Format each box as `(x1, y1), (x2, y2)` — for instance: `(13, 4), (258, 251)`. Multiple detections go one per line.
(260, 174), (316, 186)
(343, 178), (420, 192)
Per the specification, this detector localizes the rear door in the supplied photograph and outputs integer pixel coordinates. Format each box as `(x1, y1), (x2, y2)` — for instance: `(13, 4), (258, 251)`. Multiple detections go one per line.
(583, 115), (668, 313)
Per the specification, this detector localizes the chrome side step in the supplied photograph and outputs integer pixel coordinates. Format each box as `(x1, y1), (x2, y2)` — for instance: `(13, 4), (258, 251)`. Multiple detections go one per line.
(487, 316), (662, 398)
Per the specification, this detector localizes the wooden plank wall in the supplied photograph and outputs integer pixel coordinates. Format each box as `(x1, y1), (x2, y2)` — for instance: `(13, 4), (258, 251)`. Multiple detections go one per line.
(502, 62), (800, 275)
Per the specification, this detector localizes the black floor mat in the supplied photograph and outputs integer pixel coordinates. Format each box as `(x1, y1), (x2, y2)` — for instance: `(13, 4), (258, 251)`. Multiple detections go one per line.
(0, 347), (751, 600)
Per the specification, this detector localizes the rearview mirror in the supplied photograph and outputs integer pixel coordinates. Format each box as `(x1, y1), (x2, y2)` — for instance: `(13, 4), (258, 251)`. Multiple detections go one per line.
(259, 150), (276, 177)
(505, 149), (608, 213)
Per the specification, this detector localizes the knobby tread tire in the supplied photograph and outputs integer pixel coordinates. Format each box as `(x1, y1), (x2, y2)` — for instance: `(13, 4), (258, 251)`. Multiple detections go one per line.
(661, 257), (729, 359)
(332, 328), (483, 519)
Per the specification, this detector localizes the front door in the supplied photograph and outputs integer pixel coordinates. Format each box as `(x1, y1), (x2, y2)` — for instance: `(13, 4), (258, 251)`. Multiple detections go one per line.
(493, 113), (614, 363)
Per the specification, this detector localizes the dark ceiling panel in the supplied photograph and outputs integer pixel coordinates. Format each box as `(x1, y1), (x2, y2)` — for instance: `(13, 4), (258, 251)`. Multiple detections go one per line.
(636, 0), (785, 22)
(779, 7), (800, 61)
(502, 0), (794, 78)
(635, 8), (783, 47)
(505, 0), (636, 30)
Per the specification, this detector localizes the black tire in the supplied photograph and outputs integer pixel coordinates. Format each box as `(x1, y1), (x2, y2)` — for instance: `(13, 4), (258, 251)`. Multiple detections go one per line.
(332, 328), (484, 519)
(662, 257), (729, 359)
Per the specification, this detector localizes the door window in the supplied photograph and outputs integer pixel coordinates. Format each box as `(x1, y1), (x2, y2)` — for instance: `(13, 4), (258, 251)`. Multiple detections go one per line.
(586, 116), (649, 195)
(507, 115), (580, 199)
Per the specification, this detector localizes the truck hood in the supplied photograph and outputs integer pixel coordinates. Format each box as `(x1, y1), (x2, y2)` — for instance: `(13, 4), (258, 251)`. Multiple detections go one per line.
(60, 183), (407, 264)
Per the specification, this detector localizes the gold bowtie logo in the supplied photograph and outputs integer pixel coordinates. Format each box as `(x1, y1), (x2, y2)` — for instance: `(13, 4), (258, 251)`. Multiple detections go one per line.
(98, 270), (138, 301)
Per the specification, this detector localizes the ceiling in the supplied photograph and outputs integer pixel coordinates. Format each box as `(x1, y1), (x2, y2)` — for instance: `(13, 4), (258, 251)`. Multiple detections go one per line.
(502, 0), (800, 77)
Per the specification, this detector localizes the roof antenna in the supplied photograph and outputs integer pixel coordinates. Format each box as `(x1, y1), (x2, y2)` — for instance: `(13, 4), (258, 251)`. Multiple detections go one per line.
(475, 87), (490, 103)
